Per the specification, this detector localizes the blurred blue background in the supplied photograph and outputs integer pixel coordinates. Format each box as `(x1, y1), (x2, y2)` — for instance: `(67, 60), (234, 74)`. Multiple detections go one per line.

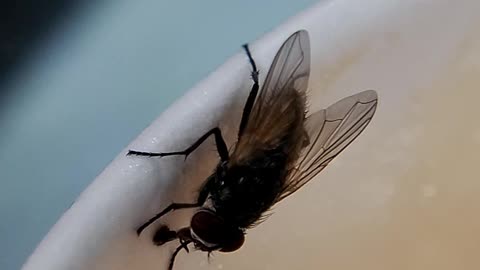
(0, 1), (319, 269)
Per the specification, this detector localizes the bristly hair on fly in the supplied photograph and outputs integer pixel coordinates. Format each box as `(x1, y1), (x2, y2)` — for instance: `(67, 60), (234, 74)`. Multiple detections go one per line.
(127, 29), (378, 270)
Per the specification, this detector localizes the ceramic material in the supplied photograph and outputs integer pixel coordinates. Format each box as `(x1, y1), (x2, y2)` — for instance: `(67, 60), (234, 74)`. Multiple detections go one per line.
(22, 1), (480, 269)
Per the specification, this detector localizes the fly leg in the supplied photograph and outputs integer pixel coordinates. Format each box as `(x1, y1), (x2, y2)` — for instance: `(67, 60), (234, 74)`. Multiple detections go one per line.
(131, 128), (227, 235)
(169, 239), (191, 270)
(238, 43), (259, 138)
(136, 202), (199, 235)
(136, 176), (214, 235)
(127, 127), (229, 161)
(153, 227), (192, 270)
(152, 226), (193, 248)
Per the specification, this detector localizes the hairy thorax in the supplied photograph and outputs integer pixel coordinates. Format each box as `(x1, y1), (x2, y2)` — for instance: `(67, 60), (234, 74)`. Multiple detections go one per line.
(208, 150), (290, 228)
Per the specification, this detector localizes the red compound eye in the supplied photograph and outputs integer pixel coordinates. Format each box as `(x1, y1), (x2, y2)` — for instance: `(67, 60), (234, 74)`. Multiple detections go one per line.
(191, 210), (244, 252)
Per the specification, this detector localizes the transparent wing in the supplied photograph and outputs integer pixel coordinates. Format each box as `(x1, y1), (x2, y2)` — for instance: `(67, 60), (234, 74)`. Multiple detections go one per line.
(231, 30), (311, 164)
(263, 30), (310, 100)
(275, 90), (378, 202)
(247, 30), (310, 127)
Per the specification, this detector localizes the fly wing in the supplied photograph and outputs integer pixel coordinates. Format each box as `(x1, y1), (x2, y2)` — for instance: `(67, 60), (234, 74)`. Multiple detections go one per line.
(257, 30), (310, 107)
(231, 30), (310, 164)
(275, 90), (378, 202)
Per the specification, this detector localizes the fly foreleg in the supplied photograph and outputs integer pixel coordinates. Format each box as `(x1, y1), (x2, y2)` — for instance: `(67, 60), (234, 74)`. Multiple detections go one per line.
(169, 239), (191, 270)
(136, 202), (200, 235)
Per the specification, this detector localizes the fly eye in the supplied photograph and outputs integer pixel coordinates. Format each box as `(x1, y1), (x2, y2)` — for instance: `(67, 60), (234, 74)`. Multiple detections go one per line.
(191, 210), (225, 245)
(219, 229), (244, 253)
(191, 210), (244, 252)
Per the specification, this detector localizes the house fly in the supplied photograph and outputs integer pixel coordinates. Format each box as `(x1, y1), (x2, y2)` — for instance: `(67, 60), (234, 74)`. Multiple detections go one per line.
(127, 30), (378, 270)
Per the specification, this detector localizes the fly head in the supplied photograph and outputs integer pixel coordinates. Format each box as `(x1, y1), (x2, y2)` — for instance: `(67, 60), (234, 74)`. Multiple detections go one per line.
(190, 209), (245, 253)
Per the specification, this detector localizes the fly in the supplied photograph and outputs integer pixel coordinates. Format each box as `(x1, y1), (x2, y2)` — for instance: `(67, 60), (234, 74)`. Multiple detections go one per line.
(127, 30), (378, 270)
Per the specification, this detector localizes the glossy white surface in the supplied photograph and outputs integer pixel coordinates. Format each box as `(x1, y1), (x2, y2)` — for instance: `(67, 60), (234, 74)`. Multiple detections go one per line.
(23, 0), (480, 269)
